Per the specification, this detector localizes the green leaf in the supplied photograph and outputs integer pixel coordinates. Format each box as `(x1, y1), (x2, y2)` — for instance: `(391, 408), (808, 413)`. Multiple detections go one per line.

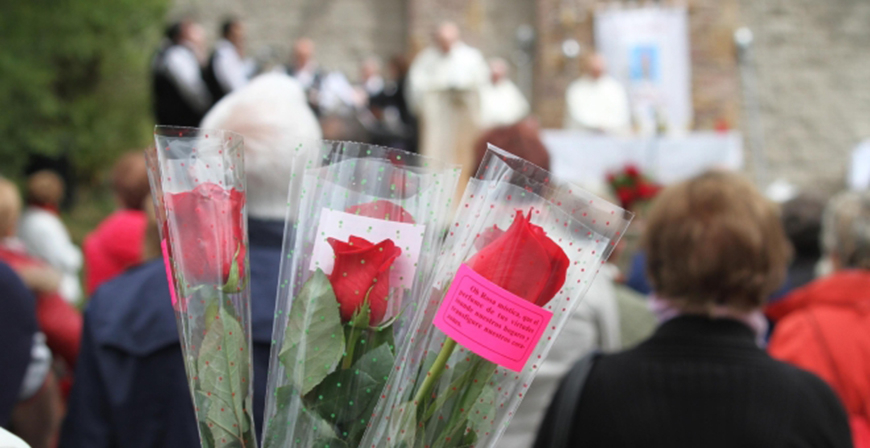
(278, 269), (346, 395)
(197, 306), (253, 446)
(262, 385), (294, 448)
(220, 244), (243, 293)
(349, 300), (371, 329)
(467, 384), (496, 434)
(354, 341), (394, 385)
(388, 400), (418, 447)
(307, 367), (377, 425)
(264, 386), (340, 448)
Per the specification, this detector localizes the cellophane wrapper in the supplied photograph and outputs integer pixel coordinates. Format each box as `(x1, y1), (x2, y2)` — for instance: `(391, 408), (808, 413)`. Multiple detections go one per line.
(146, 126), (258, 448)
(359, 145), (633, 448)
(262, 142), (461, 448)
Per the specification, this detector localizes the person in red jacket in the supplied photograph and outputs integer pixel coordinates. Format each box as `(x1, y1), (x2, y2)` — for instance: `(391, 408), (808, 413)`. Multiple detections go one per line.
(768, 190), (870, 448)
(0, 178), (81, 399)
(83, 151), (149, 295)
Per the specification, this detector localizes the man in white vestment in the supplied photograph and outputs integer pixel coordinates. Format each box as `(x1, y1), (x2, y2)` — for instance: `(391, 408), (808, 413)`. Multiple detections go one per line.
(564, 53), (631, 135)
(407, 22), (489, 200)
(479, 58), (530, 129)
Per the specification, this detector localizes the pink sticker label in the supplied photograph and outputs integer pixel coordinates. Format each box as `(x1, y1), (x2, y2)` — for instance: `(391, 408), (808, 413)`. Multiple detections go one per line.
(161, 240), (180, 307)
(433, 264), (553, 372)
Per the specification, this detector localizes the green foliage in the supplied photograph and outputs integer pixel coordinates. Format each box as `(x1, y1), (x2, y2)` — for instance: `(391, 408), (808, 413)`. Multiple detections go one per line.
(278, 269), (346, 395)
(0, 0), (168, 181)
(197, 306), (256, 447)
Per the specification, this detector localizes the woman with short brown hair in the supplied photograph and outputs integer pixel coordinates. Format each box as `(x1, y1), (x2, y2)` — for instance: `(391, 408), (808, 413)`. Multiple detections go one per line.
(535, 171), (852, 448)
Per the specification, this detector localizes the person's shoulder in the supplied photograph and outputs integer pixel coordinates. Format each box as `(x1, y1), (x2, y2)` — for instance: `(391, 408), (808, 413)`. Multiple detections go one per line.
(773, 359), (853, 446)
(86, 259), (178, 355)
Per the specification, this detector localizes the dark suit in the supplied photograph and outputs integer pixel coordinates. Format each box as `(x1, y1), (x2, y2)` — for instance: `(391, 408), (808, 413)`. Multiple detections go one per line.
(535, 315), (853, 448)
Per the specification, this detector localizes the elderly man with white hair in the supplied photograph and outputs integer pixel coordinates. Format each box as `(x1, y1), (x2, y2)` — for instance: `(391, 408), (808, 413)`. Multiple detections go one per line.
(59, 73), (321, 448)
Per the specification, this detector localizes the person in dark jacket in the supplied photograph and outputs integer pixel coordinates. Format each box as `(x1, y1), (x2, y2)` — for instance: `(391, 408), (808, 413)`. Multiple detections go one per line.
(59, 73), (322, 448)
(535, 171), (852, 448)
(151, 20), (212, 127)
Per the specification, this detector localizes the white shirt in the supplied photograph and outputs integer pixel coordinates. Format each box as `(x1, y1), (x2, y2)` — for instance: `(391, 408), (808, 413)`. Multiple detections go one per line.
(212, 39), (251, 93)
(157, 44), (212, 112)
(0, 428), (30, 448)
(564, 75), (631, 134)
(479, 78), (530, 128)
(18, 207), (82, 303)
(406, 42), (490, 113)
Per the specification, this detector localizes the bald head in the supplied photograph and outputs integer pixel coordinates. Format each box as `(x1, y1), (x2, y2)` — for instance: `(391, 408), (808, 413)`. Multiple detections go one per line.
(435, 22), (460, 53)
(585, 53), (607, 79)
(489, 58), (508, 84)
(293, 38), (315, 66)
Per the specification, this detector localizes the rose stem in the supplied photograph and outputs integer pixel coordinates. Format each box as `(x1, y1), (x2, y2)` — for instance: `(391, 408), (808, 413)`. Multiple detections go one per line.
(413, 337), (458, 405)
(342, 325), (362, 370)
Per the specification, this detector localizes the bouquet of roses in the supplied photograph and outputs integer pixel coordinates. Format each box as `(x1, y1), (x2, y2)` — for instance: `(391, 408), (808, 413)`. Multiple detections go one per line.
(359, 145), (632, 448)
(146, 126), (258, 448)
(261, 141), (461, 448)
(606, 163), (661, 211)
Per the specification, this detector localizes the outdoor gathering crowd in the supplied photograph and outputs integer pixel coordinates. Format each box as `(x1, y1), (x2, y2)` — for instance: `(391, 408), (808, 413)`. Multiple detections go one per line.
(0, 17), (867, 448)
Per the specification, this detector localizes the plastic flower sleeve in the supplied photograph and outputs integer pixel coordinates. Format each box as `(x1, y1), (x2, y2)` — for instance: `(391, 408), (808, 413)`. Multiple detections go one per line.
(262, 141), (461, 448)
(146, 126), (258, 448)
(359, 144), (633, 448)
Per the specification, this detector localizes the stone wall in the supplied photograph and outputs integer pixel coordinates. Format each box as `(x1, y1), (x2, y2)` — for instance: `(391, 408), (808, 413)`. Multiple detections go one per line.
(739, 0), (870, 192)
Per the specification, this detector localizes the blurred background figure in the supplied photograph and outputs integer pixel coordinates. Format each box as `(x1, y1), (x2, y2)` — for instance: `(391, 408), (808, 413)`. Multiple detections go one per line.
(367, 55), (418, 153)
(82, 152), (150, 296)
(0, 260), (63, 448)
(535, 171), (851, 448)
(563, 52), (630, 135)
(151, 19), (212, 127)
(408, 21), (489, 201)
(204, 17), (253, 103)
(18, 170), (82, 304)
(59, 73), (322, 448)
(0, 179), (80, 421)
(359, 57), (384, 99)
(772, 193), (827, 298)
(287, 37), (324, 114)
(479, 57), (530, 129)
(473, 118), (549, 172)
(767, 191), (870, 447)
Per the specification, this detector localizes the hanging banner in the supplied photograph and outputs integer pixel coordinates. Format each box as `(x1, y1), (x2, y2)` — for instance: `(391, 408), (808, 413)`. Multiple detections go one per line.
(595, 7), (693, 134)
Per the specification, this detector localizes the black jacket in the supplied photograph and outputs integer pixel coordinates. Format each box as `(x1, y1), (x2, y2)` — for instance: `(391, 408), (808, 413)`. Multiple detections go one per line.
(535, 315), (853, 448)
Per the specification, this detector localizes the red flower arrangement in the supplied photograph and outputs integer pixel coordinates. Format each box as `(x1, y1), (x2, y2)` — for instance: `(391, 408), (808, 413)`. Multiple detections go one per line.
(606, 164), (661, 210)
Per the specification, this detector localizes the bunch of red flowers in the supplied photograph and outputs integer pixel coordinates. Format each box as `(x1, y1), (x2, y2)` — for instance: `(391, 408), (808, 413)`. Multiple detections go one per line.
(606, 164), (661, 210)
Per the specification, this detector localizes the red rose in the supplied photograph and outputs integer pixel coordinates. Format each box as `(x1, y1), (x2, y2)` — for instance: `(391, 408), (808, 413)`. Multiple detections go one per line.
(327, 236), (402, 325)
(616, 186), (636, 208)
(624, 164), (641, 178)
(346, 200), (415, 224)
(466, 209), (569, 307)
(637, 182), (659, 200)
(164, 182), (246, 286)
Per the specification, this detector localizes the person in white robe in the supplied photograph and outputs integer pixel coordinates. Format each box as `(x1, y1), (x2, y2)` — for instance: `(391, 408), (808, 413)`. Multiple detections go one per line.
(564, 53), (631, 135)
(407, 22), (489, 203)
(479, 58), (530, 129)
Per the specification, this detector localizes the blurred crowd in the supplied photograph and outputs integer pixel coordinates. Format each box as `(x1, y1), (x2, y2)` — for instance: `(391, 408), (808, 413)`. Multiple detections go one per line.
(0, 18), (867, 448)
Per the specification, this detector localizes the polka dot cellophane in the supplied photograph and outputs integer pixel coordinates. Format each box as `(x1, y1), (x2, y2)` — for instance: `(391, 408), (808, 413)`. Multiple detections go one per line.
(261, 141), (462, 448)
(358, 145), (633, 448)
(148, 126), (258, 448)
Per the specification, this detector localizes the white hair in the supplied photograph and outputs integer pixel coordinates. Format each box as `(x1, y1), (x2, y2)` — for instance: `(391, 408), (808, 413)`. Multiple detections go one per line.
(821, 190), (870, 269)
(201, 72), (322, 220)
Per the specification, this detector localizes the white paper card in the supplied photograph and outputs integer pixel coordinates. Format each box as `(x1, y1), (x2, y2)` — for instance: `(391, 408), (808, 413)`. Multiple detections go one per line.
(309, 209), (425, 291)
